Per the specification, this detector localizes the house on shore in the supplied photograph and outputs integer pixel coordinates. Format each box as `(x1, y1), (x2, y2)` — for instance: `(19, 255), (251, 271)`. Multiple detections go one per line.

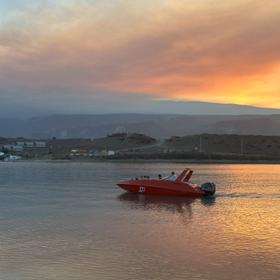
(2, 141), (49, 158)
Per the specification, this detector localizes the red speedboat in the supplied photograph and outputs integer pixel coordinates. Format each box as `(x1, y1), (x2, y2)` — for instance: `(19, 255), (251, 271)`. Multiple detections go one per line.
(117, 168), (216, 197)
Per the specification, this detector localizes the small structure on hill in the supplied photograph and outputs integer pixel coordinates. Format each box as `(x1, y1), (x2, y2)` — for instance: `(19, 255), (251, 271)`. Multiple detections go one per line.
(69, 149), (89, 158)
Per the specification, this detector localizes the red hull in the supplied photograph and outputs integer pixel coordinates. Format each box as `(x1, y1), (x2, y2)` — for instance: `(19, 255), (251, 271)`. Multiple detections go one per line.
(117, 179), (205, 197)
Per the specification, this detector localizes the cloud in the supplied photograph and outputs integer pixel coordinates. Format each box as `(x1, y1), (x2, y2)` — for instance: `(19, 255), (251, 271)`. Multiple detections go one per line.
(0, 0), (280, 114)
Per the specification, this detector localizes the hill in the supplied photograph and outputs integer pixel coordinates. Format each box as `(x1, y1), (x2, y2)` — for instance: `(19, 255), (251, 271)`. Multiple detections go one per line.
(2, 133), (280, 161)
(1, 114), (280, 138)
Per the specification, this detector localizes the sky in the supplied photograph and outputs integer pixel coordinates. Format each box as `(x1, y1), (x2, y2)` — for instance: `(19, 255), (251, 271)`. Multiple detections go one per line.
(0, 0), (280, 117)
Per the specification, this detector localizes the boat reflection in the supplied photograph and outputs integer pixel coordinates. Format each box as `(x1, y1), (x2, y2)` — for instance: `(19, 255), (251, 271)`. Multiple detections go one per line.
(118, 192), (215, 221)
(119, 192), (193, 213)
(118, 193), (215, 220)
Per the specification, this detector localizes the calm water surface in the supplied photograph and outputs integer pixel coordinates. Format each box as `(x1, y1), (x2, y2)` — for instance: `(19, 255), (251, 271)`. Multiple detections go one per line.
(0, 162), (279, 280)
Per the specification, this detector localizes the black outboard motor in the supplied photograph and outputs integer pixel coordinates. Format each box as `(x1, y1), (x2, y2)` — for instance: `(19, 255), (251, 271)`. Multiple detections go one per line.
(201, 182), (216, 196)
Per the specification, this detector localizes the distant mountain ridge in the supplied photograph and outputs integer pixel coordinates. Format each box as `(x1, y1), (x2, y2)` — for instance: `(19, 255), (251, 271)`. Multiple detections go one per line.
(1, 100), (280, 138)
(153, 101), (280, 115)
(1, 113), (280, 138)
(1, 100), (280, 118)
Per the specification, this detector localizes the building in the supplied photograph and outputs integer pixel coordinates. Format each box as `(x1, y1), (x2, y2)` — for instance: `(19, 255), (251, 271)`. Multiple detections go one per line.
(3, 145), (23, 153)
(3, 141), (49, 158)
(34, 141), (47, 148)
(89, 149), (116, 157)
(69, 149), (89, 158)
(15, 141), (47, 148)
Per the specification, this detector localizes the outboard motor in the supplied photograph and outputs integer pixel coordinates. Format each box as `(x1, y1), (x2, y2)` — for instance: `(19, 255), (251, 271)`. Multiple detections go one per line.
(201, 182), (216, 196)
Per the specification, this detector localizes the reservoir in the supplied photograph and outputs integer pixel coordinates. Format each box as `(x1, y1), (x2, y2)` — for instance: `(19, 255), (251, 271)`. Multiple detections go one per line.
(0, 162), (279, 279)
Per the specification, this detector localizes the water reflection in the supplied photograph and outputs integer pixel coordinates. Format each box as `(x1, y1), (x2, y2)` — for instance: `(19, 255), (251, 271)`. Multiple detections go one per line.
(201, 196), (216, 206)
(1, 162), (280, 280)
(118, 193), (194, 219)
(118, 193), (216, 218)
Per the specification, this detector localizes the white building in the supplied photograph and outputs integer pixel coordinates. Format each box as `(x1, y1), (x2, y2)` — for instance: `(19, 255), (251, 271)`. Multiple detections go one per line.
(3, 145), (23, 152)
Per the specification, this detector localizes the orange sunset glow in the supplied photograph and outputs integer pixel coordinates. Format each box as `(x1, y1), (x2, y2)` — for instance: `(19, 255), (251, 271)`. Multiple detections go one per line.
(1, 0), (280, 115)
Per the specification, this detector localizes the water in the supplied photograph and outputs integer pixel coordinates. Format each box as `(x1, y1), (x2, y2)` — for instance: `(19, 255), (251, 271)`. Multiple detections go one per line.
(0, 162), (279, 280)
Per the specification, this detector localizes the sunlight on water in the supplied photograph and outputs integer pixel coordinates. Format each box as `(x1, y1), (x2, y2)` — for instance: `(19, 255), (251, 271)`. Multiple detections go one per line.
(0, 162), (279, 279)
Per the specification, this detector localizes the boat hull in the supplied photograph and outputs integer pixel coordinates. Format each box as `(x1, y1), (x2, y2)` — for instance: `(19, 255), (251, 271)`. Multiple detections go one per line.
(117, 179), (205, 197)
